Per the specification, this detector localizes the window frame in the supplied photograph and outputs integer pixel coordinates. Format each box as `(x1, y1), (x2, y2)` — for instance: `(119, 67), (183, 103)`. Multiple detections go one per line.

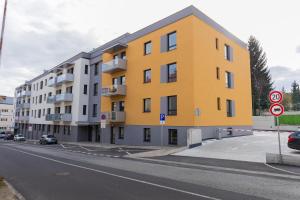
(143, 69), (151, 83)
(226, 99), (233, 117)
(118, 127), (124, 139)
(167, 63), (177, 83)
(168, 129), (178, 145)
(143, 98), (151, 113)
(167, 31), (177, 51)
(144, 41), (152, 55)
(143, 128), (151, 142)
(83, 105), (87, 115)
(167, 95), (177, 116)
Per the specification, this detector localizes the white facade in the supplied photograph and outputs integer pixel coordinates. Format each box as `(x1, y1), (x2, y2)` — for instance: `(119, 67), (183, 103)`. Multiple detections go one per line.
(0, 97), (14, 132)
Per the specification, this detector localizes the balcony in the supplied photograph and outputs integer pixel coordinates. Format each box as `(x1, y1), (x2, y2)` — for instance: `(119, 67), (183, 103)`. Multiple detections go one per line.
(102, 85), (126, 96)
(102, 58), (127, 73)
(46, 114), (72, 122)
(56, 73), (74, 85)
(19, 116), (29, 121)
(18, 103), (30, 109)
(48, 78), (56, 87)
(47, 93), (73, 103)
(102, 111), (125, 123)
(21, 91), (31, 96)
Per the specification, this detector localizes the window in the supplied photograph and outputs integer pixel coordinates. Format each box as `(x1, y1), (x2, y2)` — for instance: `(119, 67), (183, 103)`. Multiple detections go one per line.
(32, 97), (34, 104)
(47, 108), (51, 115)
(56, 89), (61, 95)
(144, 41), (152, 55)
(93, 83), (98, 96)
(143, 128), (151, 142)
(67, 67), (74, 74)
(39, 95), (42, 103)
(38, 109), (41, 118)
(224, 44), (232, 61)
(119, 101), (125, 112)
(43, 109), (45, 116)
(84, 65), (88, 74)
(143, 98), (151, 112)
(94, 64), (98, 75)
(120, 52), (126, 60)
(45, 79), (47, 86)
(111, 102), (117, 111)
(215, 38), (219, 50)
(217, 97), (221, 111)
(40, 81), (43, 89)
(93, 104), (97, 117)
(167, 31), (177, 51)
(44, 94), (46, 101)
(118, 127), (124, 139)
(120, 76), (126, 85)
(64, 126), (71, 135)
(83, 105), (87, 115)
(65, 106), (72, 114)
(144, 69), (151, 83)
(225, 71), (233, 88)
(167, 63), (177, 82)
(55, 107), (61, 114)
(226, 99), (233, 117)
(83, 85), (88, 94)
(167, 96), (177, 115)
(112, 77), (118, 85)
(216, 67), (220, 80)
(66, 86), (73, 94)
(168, 129), (178, 145)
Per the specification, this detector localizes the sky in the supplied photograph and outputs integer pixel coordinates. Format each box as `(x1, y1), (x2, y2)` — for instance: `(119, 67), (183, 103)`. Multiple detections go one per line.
(0, 0), (300, 96)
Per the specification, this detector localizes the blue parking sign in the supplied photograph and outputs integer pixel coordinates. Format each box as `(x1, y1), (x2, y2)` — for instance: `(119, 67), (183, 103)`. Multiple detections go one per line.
(160, 114), (166, 124)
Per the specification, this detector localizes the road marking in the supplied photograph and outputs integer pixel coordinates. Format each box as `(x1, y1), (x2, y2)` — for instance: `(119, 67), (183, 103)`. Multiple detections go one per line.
(79, 145), (97, 152)
(2, 146), (221, 200)
(60, 144), (67, 149)
(264, 163), (300, 175)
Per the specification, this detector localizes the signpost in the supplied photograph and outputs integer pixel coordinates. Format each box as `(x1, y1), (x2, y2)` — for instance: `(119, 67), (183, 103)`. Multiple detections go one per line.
(269, 91), (284, 163)
(160, 114), (166, 146)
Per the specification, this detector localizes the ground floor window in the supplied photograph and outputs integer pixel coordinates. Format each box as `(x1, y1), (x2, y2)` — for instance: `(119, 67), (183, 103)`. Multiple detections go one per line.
(64, 126), (71, 135)
(168, 129), (178, 145)
(118, 127), (124, 139)
(143, 128), (151, 142)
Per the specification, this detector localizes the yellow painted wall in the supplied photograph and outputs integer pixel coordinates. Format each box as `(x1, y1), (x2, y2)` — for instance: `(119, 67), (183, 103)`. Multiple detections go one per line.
(101, 15), (252, 127)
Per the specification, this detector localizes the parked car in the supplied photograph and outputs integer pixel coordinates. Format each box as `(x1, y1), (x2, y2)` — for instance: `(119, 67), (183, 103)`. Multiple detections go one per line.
(0, 132), (6, 139)
(39, 135), (58, 145)
(288, 132), (300, 150)
(14, 134), (25, 141)
(4, 134), (14, 140)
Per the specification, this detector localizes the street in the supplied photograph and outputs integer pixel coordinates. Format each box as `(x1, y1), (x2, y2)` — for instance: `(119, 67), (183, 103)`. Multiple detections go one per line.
(0, 141), (300, 200)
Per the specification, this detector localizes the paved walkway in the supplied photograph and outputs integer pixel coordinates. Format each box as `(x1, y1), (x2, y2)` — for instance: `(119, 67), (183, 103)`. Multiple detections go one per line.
(174, 131), (300, 162)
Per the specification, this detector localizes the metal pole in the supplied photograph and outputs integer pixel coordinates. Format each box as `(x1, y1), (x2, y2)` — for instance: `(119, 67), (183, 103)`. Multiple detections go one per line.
(277, 116), (282, 163)
(0, 0), (8, 67)
(161, 124), (163, 146)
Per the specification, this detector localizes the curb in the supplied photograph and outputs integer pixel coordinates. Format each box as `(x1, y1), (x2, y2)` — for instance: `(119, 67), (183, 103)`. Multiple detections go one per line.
(3, 180), (25, 200)
(266, 153), (300, 167)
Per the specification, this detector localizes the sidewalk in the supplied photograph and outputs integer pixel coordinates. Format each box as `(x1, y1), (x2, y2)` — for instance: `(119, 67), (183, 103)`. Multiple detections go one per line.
(0, 177), (24, 200)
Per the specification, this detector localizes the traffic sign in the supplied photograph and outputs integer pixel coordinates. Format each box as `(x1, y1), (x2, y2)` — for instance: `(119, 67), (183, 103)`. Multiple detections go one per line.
(160, 113), (166, 125)
(269, 103), (284, 117)
(269, 91), (283, 103)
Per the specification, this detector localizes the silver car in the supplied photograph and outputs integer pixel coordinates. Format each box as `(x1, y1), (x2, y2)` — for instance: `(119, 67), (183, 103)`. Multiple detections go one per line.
(39, 135), (58, 145)
(14, 134), (26, 141)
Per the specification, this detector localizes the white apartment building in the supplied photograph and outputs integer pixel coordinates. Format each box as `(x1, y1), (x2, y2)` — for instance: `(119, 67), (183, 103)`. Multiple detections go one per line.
(15, 52), (102, 142)
(0, 96), (14, 132)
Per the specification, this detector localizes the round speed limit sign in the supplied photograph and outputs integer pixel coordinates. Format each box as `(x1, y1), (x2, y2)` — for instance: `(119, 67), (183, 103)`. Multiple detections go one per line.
(269, 91), (283, 103)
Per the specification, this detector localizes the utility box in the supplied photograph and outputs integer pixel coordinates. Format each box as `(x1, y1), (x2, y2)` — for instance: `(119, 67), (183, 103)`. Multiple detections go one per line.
(187, 129), (202, 148)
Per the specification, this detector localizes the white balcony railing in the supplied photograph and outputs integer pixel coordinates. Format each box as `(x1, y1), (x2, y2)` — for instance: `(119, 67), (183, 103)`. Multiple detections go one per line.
(102, 58), (127, 73)
(46, 113), (72, 122)
(47, 78), (56, 87)
(56, 73), (74, 85)
(101, 111), (125, 123)
(102, 85), (126, 96)
(21, 91), (31, 96)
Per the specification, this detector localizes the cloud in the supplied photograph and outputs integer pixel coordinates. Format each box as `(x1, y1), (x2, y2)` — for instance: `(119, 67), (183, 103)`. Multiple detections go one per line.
(297, 46), (300, 53)
(0, 0), (99, 96)
(269, 66), (300, 91)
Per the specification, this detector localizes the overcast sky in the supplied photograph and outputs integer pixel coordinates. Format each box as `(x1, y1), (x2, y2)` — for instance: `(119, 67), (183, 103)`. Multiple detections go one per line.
(0, 0), (300, 96)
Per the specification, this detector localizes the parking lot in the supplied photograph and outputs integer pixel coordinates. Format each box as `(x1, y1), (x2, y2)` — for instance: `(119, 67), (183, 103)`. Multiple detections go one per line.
(174, 131), (300, 162)
(0, 139), (153, 158)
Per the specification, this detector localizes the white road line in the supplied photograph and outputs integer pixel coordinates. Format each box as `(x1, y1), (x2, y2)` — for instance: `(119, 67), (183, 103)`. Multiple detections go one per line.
(264, 163), (300, 175)
(3, 147), (220, 200)
(60, 144), (66, 149)
(79, 145), (97, 152)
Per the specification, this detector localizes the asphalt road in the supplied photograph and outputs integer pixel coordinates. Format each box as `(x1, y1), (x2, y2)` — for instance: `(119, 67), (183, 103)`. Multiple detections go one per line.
(0, 141), (300, 200)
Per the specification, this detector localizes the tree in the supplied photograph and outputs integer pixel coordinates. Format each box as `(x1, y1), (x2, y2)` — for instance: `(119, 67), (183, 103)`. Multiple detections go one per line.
(291, 80), (300, 110)
(281, 87), (291, 111)
(248, 36), (273, 115)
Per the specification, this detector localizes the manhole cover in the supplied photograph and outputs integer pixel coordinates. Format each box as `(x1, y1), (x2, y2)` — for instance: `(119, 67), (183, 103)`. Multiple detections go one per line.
(55, 172), (70, 176)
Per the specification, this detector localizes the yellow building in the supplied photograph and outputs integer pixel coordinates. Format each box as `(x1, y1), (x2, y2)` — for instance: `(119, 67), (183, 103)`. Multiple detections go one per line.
(100, 6), (252, 146)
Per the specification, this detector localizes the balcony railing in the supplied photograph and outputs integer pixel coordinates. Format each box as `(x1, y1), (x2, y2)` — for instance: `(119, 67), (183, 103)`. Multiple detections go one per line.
(21, 91), (31, 96)
(17, 103), (30, 109)
(47, 93), (73, 103)
(47, 73), (74, 87)
(19, 116), (29, 121)
(102, 85), (126, 96)
(101, 111), (125, 123)
(102, 58), (127, 73)
(46, 114), (72, 122)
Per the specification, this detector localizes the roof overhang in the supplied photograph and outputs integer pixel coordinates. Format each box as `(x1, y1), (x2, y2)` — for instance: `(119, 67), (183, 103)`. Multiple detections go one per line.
(102, 43), (127, 54)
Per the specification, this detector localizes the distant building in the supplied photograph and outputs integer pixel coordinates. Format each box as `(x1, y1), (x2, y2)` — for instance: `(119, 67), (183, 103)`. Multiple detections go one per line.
(0, 95), (14, 132)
